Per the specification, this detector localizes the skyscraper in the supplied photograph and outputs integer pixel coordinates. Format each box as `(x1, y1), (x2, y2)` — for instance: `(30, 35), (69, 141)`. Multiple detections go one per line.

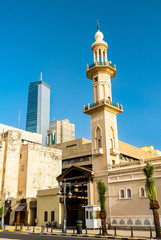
(26, 73), (50, 146)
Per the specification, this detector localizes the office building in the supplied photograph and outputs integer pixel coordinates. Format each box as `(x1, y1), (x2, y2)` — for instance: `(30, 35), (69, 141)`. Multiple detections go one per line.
(48, 119), (75, 145)
(26, 73), (50, 146)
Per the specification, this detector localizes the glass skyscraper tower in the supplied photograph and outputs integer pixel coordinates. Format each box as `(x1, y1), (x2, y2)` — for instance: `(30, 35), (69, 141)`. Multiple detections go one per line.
(26, 73), (50, 146)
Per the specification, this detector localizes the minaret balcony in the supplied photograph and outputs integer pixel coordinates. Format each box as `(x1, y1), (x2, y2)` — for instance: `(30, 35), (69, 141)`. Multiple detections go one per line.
(88, 62), (116, 70)
(110, 148), (120, 156)
(83, 99), (123, 115)
(87, 61), (116, 79)
(92, 148), (103, 156)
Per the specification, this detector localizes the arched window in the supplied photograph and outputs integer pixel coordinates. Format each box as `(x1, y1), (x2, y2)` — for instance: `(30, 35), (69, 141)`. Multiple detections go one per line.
(44, 211), (48, 222)
(135, 219), (142, 225)
(119, 219), (125, 225)
(119, 189), (125, 199)
(51, 211), (55, 221)
(95, 126), (102, 149)
(112, 219), (118, 225)
(110, 127), (115, 149)
(126, 188), (132, 198)
(127, 219), (133, 225)
(144, 219), (150, 225)
(139, 186), (146, 197)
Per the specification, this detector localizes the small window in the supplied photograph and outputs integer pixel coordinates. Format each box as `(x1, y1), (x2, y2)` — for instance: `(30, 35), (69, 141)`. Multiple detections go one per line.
(89, 156), (92, 161)
(63, 161), (68, 165)
(119, 189), (125, 199)
(127, 188), (132, 198)
(21, 165), (25, 172)
(18, 191), (22, 196)
(140, 186), (146, 197)
(4, 132), (8, 138)
(69, 159), (75, 164)
(95, 211), (100, 219)
(51, 211), (55, 221)
(86, 211), (88, 219)
(112, 160), (115, 165)
(89, 211), (93, 219)
(44, 211), (48, 222)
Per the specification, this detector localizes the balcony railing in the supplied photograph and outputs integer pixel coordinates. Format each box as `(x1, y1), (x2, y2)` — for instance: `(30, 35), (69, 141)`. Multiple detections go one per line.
(92, 148), (103, 156)
(109, 63), (115, 68)
(84, 99), (123, 112)
(88, 62), (116, 69)
(110, 148), (120, 156)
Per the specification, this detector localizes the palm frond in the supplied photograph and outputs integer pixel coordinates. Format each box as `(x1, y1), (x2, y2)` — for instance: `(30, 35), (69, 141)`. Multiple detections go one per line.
(143, 163), (157, 201)
(97, 181), (107, 210)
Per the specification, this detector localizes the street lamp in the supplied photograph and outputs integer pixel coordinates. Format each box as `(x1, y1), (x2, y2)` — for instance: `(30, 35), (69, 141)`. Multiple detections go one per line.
(0, 189), (10, 229)
(57, 179), (72, 233)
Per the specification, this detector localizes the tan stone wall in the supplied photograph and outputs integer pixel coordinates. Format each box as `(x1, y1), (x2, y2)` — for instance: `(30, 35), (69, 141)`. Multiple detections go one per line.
(37, 188), (61, 227)
(52, 138), (92, 160)
(25, 144), (62, 198)
(0, 141), (5, 192)
(108, 162), (161, 226)
(18, 145), (28, 198)
(3, 131), (21, 198)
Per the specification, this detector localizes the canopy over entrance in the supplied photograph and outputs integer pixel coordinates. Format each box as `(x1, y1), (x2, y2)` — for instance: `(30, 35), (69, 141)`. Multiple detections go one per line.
(57, 165), (94, 184)
(57, 166), (94, 227)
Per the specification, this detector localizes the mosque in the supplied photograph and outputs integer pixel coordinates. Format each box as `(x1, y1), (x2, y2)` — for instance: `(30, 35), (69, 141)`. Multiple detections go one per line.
(37, 25), (161, 228)
(0, 25), (161, 228)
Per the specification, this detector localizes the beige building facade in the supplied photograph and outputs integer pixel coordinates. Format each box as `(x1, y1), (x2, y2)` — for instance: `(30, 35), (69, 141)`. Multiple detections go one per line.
(0, 124), (62, 225)
(37, 188), (63, 227)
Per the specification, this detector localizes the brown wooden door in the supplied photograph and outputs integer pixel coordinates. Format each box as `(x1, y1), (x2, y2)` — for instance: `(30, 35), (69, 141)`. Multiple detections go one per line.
(17, 212), (20, 225)
(25, 211), (28, 225)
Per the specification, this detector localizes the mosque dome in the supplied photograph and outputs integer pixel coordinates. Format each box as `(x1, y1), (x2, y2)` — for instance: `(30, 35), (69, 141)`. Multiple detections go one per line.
(95, 30), (104, 42)
(92, 29), (107, 49)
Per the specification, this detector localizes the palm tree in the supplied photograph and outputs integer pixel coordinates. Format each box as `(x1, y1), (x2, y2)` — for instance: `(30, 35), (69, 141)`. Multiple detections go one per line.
(97, 180), (107, 235)
(143, 163), (161, 238)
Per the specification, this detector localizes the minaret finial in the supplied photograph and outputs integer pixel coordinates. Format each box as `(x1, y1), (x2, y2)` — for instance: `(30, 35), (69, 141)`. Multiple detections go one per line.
(96, 20), (100, 30)
(40, 72), (42, 81)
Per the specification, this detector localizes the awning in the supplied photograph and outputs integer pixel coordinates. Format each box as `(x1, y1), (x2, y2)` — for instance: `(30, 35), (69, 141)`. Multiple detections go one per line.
(15, 204), (26, 212)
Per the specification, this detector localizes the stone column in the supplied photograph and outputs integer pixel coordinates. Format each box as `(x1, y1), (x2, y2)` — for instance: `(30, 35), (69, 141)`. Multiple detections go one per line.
(97, 50), (99, 63)
(93, 52), (96, 63)
(105, 51), (107, 63)
(101, 50), (103, 63)
(87, 181), (94, 205)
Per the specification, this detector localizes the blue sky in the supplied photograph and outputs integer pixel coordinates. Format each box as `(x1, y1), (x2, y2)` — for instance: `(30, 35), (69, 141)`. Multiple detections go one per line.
(0, 0), (161, 150)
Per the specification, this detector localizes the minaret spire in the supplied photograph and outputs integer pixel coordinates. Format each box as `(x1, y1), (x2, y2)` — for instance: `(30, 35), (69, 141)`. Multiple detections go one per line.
(40, 72), (42, 81)
(96, 20), (100, 30)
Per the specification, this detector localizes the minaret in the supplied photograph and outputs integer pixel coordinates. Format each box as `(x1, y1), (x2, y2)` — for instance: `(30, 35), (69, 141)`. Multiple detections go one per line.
(83, 24), (123, 173)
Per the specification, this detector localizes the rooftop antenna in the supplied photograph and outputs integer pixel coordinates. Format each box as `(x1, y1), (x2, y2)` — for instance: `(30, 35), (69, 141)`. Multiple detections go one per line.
(18, 110), (21, 129)
(40, 72), (42, 81)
